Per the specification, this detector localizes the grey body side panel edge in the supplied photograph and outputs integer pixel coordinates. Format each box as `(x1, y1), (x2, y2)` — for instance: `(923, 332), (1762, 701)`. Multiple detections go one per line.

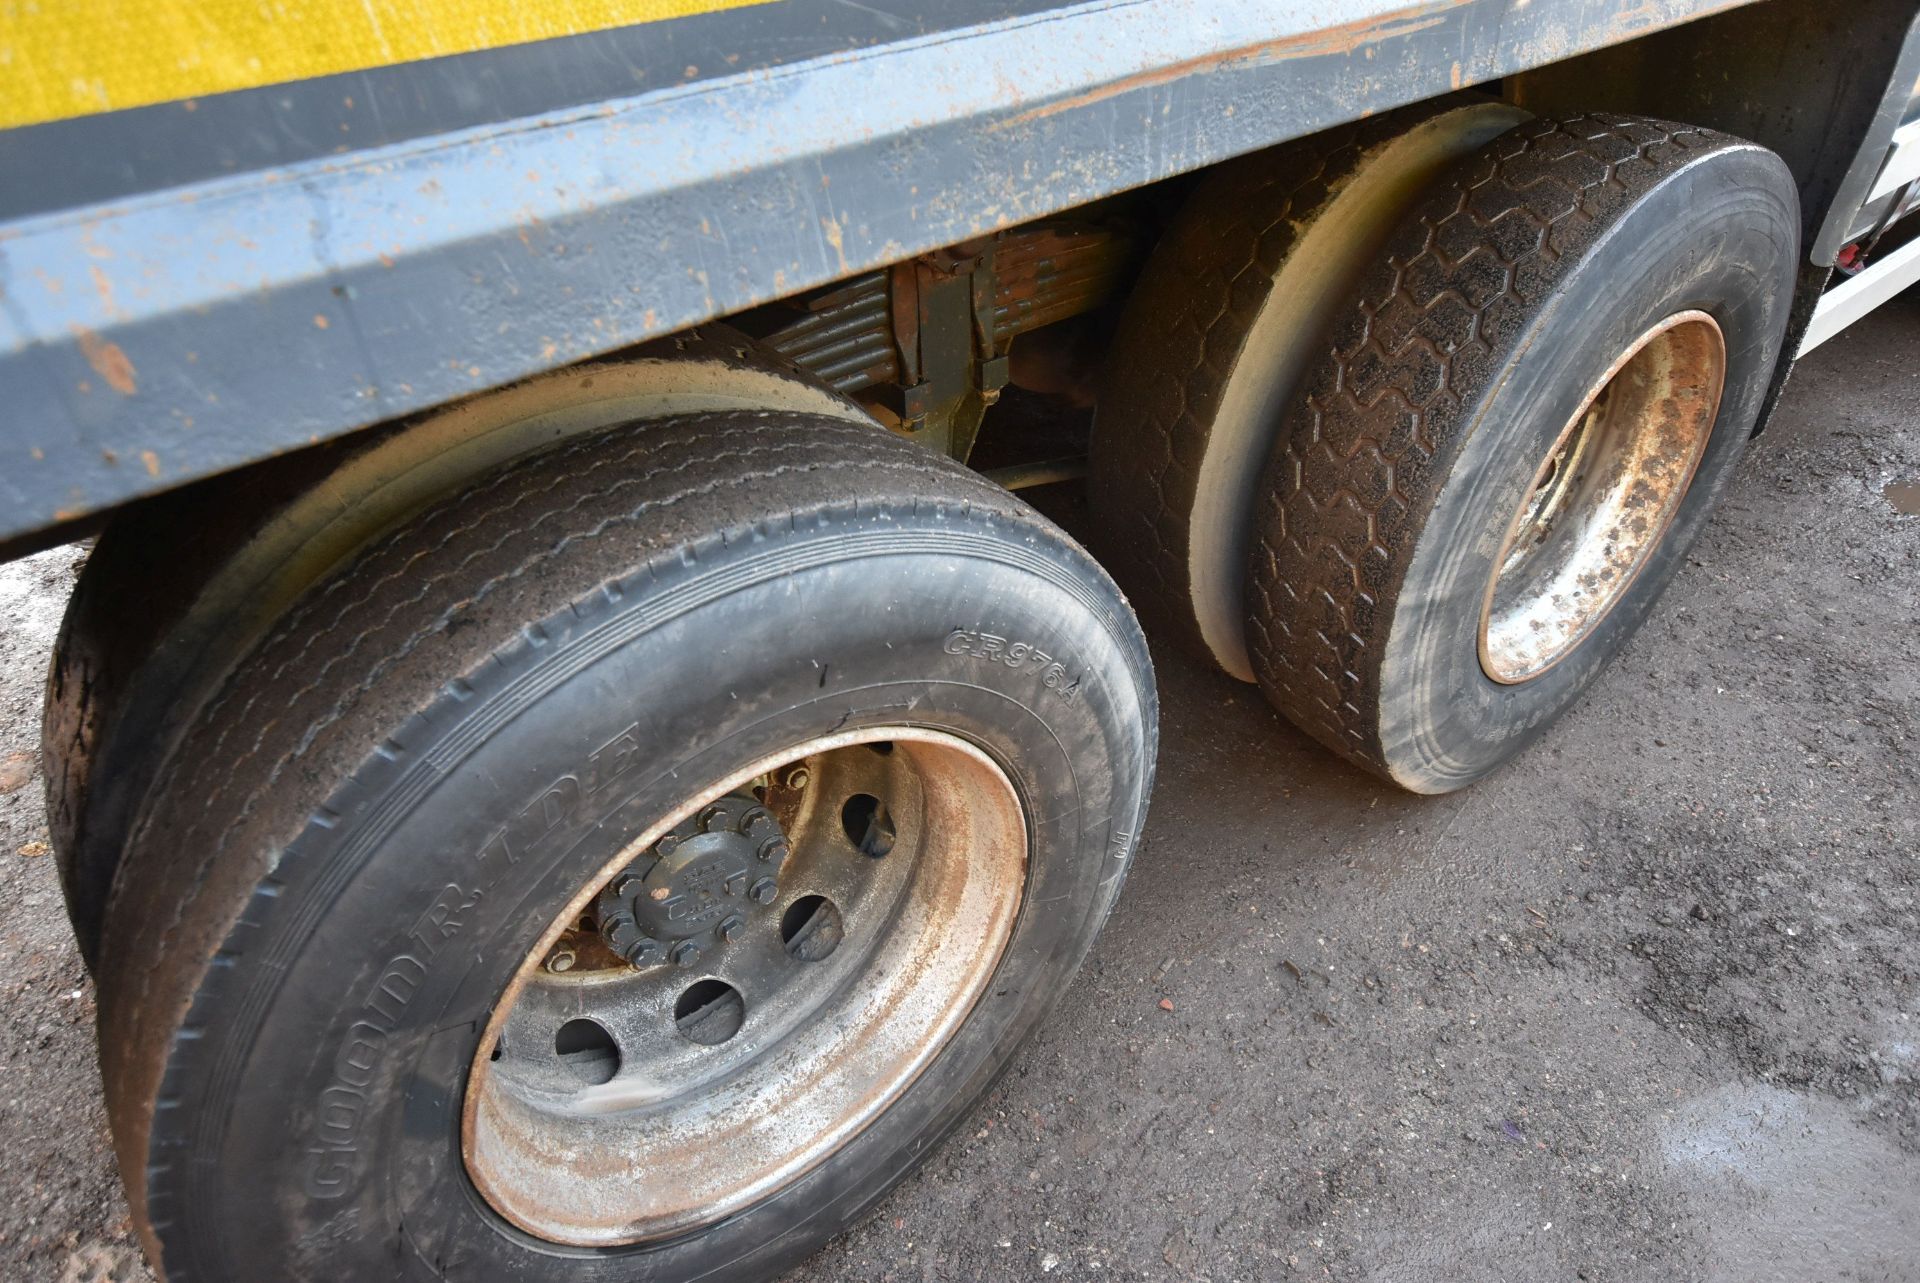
(0, 0), (1762, 545)
(1811, 10), (1920, 266)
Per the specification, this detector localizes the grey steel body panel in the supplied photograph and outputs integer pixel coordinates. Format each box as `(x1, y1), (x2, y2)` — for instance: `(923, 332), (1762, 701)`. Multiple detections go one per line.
(0, 0), (1063, 225)
(1796, 9), (1920, 352)
(0, 0), (1797, 545)
(1812, 10), (1920, 263)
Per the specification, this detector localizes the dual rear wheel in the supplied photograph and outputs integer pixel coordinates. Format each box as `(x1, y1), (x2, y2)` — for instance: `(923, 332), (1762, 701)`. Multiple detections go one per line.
(1094, 111), (1797, 791)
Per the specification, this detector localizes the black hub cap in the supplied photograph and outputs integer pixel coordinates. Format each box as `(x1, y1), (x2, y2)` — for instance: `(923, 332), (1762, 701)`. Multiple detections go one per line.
(597, 793), (790, 967)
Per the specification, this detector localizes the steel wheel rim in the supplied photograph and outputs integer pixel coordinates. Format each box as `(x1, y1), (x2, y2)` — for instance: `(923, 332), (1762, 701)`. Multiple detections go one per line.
(462, 728), (1027, 1246)
(1478, 310), (1726, 684)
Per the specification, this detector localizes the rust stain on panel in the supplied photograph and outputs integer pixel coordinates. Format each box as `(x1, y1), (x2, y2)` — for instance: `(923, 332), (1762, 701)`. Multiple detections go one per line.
(72, 327), (138, 395)
(88, 264), (122, 319)
(998, 2), (1465, 129)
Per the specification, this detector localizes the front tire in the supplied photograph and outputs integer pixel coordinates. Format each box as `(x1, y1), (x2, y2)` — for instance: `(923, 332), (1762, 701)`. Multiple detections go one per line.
(94, 411), (1155, 1279)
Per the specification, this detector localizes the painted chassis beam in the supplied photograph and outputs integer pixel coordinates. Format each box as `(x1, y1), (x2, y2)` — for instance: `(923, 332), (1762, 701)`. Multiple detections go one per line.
(0, 0), (1756, 543)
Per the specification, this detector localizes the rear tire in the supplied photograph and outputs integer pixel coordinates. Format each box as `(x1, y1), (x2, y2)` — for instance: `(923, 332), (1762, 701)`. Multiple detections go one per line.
(1089, 97), (1527, 679)
(1246, 114), (1798, 792)
(93, 411), (1155, 1279)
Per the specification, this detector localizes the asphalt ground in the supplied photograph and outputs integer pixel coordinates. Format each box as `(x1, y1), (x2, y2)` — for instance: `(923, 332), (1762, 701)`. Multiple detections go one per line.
(1, 296), (1915, 1283)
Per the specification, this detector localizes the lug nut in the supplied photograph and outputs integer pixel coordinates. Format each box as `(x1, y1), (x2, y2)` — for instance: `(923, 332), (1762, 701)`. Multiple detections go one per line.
(702, 805), (732, 833)
(544, 947), (576, 974)
(656, 833), (680, 855)
(625, 937), (662, 967)
(786, 766), (811, 791)
(749, 877), (778, 905)
(718, 914), (746, 943)
(758, 837), (789, 863)
(669, 940), (703, 968)
(614, 874), (641, 898)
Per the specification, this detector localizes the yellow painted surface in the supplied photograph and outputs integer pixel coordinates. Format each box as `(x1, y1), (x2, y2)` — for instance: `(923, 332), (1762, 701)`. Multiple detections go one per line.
(0, 0), (775, 129)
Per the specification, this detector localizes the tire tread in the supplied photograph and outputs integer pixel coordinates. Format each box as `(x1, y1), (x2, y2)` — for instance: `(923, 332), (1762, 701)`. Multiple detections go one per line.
(1245, 114), (1728, 776)
(1090, 120), (1380, 654)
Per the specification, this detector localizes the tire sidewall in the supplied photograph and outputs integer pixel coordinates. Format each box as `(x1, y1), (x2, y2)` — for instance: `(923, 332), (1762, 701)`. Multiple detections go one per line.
(172, 521), (1151, 1281)
(1376, 144), (1797, 791)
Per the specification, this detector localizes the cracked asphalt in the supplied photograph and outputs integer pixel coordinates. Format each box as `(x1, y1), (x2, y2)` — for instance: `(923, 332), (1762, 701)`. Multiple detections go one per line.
(1, 298), (1915, 1283)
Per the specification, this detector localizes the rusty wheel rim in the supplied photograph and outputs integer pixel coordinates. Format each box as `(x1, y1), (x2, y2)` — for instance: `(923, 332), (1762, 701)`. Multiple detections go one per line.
(461, 728), (1027, 1246)
(1478, 310), (1726, 684)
